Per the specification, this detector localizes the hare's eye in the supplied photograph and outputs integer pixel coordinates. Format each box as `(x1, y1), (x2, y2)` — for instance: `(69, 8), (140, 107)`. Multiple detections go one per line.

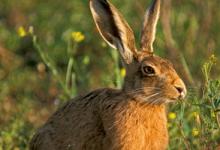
(142, 66), (155, 76)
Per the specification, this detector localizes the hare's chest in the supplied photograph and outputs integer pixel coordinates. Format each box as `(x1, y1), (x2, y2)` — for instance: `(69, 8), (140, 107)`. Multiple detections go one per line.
(103, 103), (169, 150)
(140, 107), (169, 150)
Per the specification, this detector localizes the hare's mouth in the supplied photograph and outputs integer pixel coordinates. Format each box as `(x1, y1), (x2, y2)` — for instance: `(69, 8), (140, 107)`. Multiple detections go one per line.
(164, 96), (185, 103)
(165, 98), (178, 103)
(147, 95), (181, 104)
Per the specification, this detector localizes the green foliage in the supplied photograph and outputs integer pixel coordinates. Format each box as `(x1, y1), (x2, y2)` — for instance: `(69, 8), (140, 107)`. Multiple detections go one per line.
(168, 55), (220, 149)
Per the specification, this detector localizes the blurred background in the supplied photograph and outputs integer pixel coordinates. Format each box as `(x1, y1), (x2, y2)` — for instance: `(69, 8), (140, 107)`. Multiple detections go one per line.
(0, 0), (219, 149)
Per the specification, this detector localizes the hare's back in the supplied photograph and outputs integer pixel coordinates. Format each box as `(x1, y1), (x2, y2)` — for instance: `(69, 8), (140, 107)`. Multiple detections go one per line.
(30, 88), (120, 150)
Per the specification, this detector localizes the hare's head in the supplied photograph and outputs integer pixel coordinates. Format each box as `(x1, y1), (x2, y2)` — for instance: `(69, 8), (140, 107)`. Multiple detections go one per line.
(90, 0), (186, 104)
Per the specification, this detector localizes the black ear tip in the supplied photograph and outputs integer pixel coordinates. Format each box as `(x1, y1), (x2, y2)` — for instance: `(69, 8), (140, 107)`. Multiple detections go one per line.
(151, 0), (160, 8)
(90, 0), (108, 3)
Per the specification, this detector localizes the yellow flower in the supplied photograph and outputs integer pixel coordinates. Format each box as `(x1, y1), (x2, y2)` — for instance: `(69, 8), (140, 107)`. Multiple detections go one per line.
(211, 111), (216, 118)
(192, 128), (199, 136)
(17, 26), (27, 37)
(71, 32), (85, 43)
(193, 111), (199, 117)
(192, 111), (201, 125)
(168, 112), (176, 120)
(120, 68), (126, 77)
(210, 54), (217, 64)
(28, 26), (34, 35)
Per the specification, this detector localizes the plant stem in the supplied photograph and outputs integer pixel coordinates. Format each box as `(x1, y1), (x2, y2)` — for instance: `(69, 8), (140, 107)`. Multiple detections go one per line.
(33, 35), (71, 98)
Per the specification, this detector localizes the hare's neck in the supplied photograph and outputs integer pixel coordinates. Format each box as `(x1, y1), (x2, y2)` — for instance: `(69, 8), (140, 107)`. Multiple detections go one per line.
(138, 104), (167, 132)
(122, 76), (137, 91)
(134, 104), (168, 129)
(141, 104), (168, 149)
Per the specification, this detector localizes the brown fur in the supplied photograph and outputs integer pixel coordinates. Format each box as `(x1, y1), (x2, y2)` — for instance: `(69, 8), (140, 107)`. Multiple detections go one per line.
(30, 88), (168, 150)
(30, 0), (186, 149)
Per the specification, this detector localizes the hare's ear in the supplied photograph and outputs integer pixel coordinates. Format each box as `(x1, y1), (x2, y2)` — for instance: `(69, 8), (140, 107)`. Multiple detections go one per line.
(140, 0), (160, 53)
(90, 0), (137, 64)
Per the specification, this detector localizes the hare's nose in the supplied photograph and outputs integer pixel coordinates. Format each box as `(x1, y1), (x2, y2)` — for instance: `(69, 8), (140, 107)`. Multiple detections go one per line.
(174, 79), (187, 99)
(175, 86), (185, 99)
(175, 86), (183, 94)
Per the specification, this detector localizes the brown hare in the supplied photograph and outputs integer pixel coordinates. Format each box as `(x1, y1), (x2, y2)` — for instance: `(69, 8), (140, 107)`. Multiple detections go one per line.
(30, 0), (187, 149)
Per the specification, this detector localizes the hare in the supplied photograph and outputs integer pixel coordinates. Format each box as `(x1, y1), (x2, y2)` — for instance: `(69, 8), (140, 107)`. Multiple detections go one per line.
(30, 0), (187, 149)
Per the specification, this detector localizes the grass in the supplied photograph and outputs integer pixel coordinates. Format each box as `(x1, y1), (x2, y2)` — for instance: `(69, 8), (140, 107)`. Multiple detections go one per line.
(168, 55), (220, 149)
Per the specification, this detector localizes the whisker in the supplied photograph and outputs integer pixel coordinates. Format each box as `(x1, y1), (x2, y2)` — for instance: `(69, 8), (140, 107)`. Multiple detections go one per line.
(145, 93), (165, 105)
(128, 87), (161, 92)
(153, 98), (166, 105)
(145, 92), (161, 100)
(137, 92), (162, 105)
(126, 87), (161, 96)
